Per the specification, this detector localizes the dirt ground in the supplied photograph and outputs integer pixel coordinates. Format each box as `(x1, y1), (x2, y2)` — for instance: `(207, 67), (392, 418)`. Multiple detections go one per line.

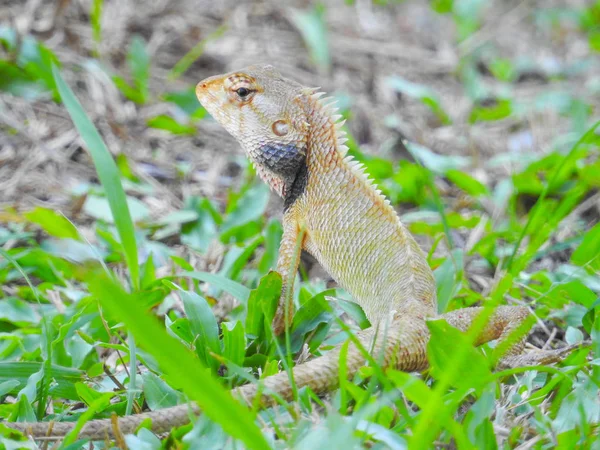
(1, 0), (597, 217)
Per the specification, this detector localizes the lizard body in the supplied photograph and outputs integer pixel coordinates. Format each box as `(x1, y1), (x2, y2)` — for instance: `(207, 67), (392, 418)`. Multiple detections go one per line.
(6, 65), (574, 440)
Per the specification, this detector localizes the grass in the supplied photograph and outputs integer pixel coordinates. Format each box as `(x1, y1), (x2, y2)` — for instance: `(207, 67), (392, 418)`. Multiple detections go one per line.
(0, 1), (599, 449)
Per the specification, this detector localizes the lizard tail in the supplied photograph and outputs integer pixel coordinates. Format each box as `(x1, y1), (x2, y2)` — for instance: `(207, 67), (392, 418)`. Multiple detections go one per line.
(5, 318), (430, 440)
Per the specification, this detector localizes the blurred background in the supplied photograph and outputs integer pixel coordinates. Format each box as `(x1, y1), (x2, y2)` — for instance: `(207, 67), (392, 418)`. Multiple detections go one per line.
(2, 0), (598, 209)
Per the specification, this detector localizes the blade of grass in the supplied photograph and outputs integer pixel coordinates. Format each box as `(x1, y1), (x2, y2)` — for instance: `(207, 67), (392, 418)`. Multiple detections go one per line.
(0, 249), (53, 420)
(87, 272), (270, 450)
(507, 120), (600, 272)
(168, 25), (226, 81)
(52, 65), (139, 290)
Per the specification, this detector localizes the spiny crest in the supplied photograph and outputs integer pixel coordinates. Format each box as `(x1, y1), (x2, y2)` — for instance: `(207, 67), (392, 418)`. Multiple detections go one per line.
(309, 91), (348, 156)
(309, 90), (392, 204)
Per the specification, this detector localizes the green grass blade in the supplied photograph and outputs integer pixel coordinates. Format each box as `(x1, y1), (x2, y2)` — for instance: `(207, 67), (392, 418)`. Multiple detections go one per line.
(507, 119), (600, 272)
(52, 65), (140, 290)
(0, 249), (53, 419)
(87, 272), (270, 450)
(168, 25), (226, 81)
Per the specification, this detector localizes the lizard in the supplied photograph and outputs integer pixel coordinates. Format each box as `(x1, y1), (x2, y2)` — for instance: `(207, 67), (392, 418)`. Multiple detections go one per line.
(6, 64), (577, 440)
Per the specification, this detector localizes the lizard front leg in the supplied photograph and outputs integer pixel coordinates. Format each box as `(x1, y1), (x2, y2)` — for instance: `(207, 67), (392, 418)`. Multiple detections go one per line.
(272, 211), (306, 336)
(442, 306), (577, 368)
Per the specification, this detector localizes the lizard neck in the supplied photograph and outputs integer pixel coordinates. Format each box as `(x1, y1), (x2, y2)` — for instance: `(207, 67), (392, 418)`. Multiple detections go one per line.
(301, 92), (349, 174)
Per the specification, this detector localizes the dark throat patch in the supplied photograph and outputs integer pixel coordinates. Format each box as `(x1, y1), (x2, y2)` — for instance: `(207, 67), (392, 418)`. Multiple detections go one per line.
(256, 142), (308, 210)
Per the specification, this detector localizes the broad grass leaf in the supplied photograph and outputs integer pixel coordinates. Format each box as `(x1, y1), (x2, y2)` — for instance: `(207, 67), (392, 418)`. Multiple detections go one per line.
(0, 362), (82, 400)
(75, 382), (109, 408)
(258, 219), (283, 274)
(290, 291), (333, 352)
(222, 321), (246, 367)
(246, 271), (281, 338)
(406, 142), (470, 174)
(142, 372), (181, 410)
(147, 114), (195, 135)
(288, 4), (331, 74)
(86, 273), (270, 450)
(469, 99), (512, 123)
(219, 235), (264, 282)
(125, 428), (162, 450)
(0, 380), (20, 396)
(572, 222), (600, 271)
(168, 25), (226, 81)
(180, 197), (221, 253)
(446, 170), (489, 196)
(221, 183), (270, 241)
(9, 395), (36, 422)
(337, 298), (370, 329)
(164, 89), (207, 119)
(464, 389), (497, 448)
(24, 207), (79, 240)
(84, 195), (149, 223)
(427, 318), (491, 391)
(53, 66), (139, 290)
(433, 249), (463, 314)
(128, 35), (149, 96)
(0, 297), (38, 325)
(180, 290), (221, 372)
(62, 392), (115, 446)
(182, 271), (250, 304)
(387, 76), (451, 125)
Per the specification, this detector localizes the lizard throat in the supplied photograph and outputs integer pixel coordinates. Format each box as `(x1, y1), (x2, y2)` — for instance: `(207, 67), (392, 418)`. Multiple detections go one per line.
(251, 141), (308, 209)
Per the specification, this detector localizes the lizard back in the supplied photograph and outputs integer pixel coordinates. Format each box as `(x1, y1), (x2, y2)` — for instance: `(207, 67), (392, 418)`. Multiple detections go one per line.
(290, 93), (437, 324)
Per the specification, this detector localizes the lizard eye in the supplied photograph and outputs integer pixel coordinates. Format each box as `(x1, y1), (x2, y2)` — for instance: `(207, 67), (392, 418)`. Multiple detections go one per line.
(236, 87), (251, 98)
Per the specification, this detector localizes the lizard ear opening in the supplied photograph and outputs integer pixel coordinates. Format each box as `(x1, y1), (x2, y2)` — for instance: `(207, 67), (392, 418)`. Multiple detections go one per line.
(272, 120), (290, 136)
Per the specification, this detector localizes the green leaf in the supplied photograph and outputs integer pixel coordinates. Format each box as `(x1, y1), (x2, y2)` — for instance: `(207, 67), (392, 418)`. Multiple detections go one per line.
(0, 380), (20, 397)
(0, 297), (39, 325)
(222, 321), (246, 367)
(182, 271), (250, 304)
(86, 272), (270, 450)
(142, 372), (181, 410)
(289, 3), (331, 74)
(23, 207), (79, 240)
(53, 65), (140, 290)
(75, 382), (109, 408)
(469, 99), (512, 123)
(221, 183), (270, 240)
(180, 289), (221, 372)
(290, 291), (333, 352)
(11, 395), (36, 422)
(63, 392), (115, 446)
(0, 362), (82, 400)
(164, 89), (208, 119)
(572, 222), (600, 271)
(129, 35), (149, 97)
(406, 142), (470, 174)
(90, 0), (103, 44)
(147, 115), (196, 135)
(246, 272), (282, 338)
(168, 25), (226, 81)
(387, 76), (451, 125)
(83, 195), (149, 223)
(433, 249), (463, 314)
(180, 197), (221, 253)
(427, 319), (491, 391)
(446, 170), (489, 196)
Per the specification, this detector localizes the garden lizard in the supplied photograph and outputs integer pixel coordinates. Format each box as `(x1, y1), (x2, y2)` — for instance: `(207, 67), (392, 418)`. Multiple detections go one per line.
(7, 65), (575, 440)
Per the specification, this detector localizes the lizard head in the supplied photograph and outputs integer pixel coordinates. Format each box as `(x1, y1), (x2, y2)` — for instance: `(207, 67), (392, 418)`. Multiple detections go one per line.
(196, 65), (311, 201)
